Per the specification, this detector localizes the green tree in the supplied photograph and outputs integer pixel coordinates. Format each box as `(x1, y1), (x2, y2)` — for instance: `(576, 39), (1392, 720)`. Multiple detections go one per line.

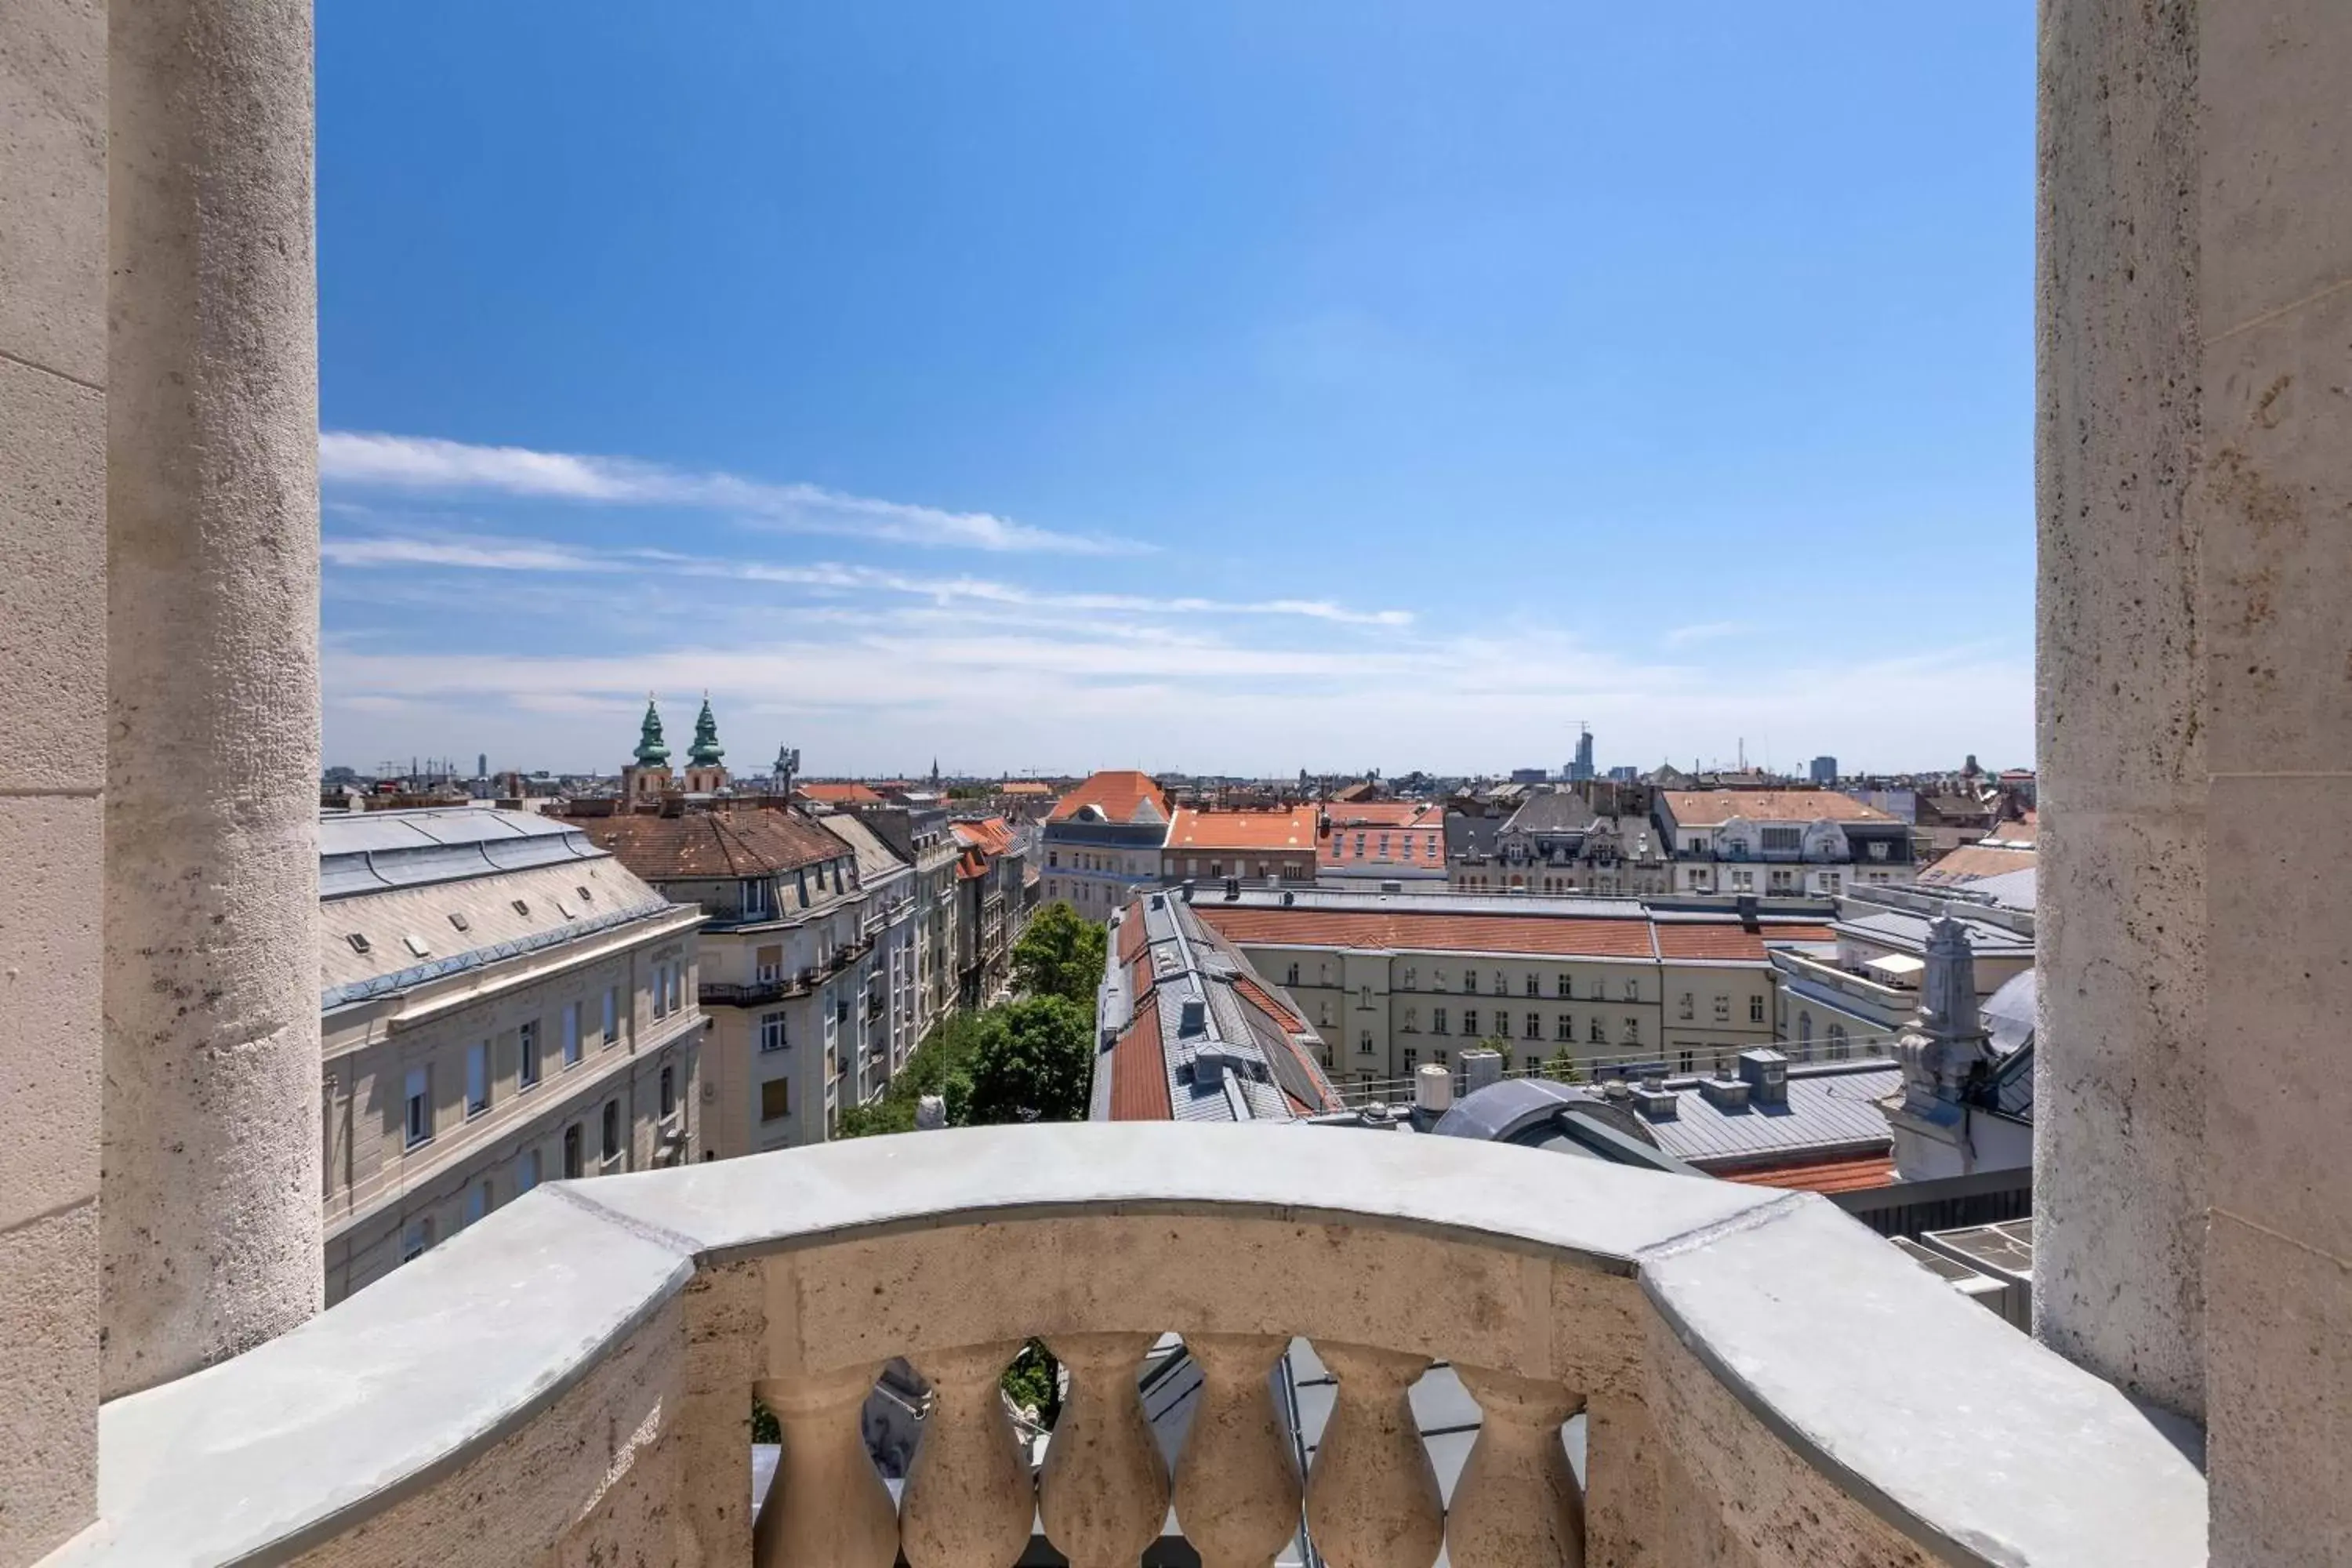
(837, 1009), (991, 1138)
(960, 995), (1095, 1125)
(1010, 901), (1107, 1008)
(1544, 1045), (1581, 1083)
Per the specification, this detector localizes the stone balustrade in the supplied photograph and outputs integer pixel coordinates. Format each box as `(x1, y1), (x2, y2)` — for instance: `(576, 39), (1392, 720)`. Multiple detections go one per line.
(49, 1125), (2205, 1568)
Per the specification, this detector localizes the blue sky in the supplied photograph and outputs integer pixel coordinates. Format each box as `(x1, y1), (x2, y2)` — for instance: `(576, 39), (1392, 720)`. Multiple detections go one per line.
(318, 4), (2034, 779)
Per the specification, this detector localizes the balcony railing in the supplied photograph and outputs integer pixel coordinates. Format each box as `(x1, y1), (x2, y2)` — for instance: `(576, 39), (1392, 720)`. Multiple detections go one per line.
(56, 1124), (2203, 1568)
(702, 967), (822, 1007)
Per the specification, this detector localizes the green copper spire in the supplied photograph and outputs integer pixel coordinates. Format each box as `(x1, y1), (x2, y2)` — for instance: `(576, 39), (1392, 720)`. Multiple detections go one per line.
(688, 695), (724, 768)
(633, 695), (671, 768)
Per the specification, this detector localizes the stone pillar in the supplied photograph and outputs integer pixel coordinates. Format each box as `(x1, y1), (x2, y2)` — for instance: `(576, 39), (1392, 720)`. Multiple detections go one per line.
(2191, 5), (2352, 1562)
(103, 0), (323, 1396)
(2033, 0), (2208, 1422)
(0, 0), (107, 1555)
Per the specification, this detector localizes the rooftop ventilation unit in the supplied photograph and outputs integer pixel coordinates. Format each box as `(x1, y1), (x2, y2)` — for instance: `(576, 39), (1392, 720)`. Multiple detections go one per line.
(1461, 1048), (1504, 1094)
(1697, 1076), (1751, 1111)
(1630, 1083), (1680, 1120)
(1737, 1047), (1790, 1106)
(1413, 1063), (1454, 1114)
(1179, 995), (1207, 1035)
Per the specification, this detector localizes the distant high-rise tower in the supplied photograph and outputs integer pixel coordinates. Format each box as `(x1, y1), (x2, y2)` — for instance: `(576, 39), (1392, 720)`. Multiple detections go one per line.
(1566, 724), (1596, 782)
(1810, 755), (1838, 785)
(476, 752), (488, 779)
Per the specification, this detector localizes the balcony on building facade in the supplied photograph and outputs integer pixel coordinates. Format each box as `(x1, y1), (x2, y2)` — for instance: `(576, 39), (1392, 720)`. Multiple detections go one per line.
(702, 968), (823, 1008)
(60, 1124), (2201, 1568)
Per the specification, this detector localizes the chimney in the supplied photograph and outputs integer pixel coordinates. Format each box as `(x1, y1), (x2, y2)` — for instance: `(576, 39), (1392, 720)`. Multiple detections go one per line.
(1697, 1076), (1751, 1111)
(1281, 889), (1296, 906)
(1737, 1047), (1789, 1106)
(1461, 1048), (1504, 1094)
(1193, 1046), (1226, 1088)
(1181, 880), (1196, 903)
(1630, 1083), (1679, 1120)
(1179, 994), (1207, 1035)
(1224, 877), (1241, 901)
(1414, 1063), (1454, 1114)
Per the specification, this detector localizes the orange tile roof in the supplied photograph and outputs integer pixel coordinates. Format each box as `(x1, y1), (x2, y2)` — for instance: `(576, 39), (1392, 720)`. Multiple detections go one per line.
(1919, 844), (2037, 884)
(1232, 975), (1305, 1033)
(952, 817), (1016, 856)
(1116, 909), (1148, 966)
(1165, 806), (1319, 853)
(587, 806), (844, 880)
(1722, 1156), (1898, 1195)
(797, 782), (884, 804)
(1654, 925), (1770, 962)
(1196, 906), (1659, 960)
(999, 781), (1054, 797)
(1048, 769), (1171, 825)
(1661, 789), (1897, 827)
(1323, 801), (1439, 828)
(1109, 994), (1172, 1120)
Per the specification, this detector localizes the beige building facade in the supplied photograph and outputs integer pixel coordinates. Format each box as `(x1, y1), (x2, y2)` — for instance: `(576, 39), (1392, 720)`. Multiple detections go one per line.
(317, 809), (704, 1304)
(1190, 891), (1796, 1091)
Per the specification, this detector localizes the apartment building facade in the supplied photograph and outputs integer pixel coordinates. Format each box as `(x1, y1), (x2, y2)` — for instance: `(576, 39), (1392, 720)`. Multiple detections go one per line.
(585, 804), (897, 1154)
(950, 815), (1027, 1003)
(318, 809), (704, 1305)
(1446, 792), (1671, 895)
(1188, 887), (1813, 1091)
(1160, 804), (1321, 887)
(1316, 800), (1446, 887)
(1655, 789), (1915, 896)
(1038, 769), (1172, 920)
(851, 803), (965, 1036)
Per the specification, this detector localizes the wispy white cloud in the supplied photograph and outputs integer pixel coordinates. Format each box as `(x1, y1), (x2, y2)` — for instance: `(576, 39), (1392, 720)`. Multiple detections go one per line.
(1664, 620), (1759, 648)
(318, 430), (1149, 556)
(321, 527), (1414, 627)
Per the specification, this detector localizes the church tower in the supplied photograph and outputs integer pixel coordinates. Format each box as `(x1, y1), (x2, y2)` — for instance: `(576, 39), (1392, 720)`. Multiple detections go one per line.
(621, 695), (676, 806)
(683, 695), (729, 793)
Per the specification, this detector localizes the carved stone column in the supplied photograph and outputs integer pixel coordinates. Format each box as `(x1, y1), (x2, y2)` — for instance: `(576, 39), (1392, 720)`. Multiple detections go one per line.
(1172, 1333), (1301, 1568)
(1040, 1331), (1168, 1568)
(1449, 1364), (1584, 1568)
(752, 1366), (898, 1568)
(1303, 1342), (1443, 1568)
(902, 1340), (1033, 1568)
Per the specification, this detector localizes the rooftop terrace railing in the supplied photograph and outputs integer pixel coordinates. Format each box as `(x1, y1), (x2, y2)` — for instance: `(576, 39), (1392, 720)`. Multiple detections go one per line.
(56, 1125), (2203, 1568)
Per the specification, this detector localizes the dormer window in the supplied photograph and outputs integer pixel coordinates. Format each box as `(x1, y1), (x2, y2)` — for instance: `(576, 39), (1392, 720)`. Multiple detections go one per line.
(345, 932), (372, 955)
(401, 934), (431, 958)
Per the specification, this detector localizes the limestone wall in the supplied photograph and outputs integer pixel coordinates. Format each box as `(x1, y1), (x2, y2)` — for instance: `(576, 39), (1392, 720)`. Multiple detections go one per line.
(0, 0), (106, 1559)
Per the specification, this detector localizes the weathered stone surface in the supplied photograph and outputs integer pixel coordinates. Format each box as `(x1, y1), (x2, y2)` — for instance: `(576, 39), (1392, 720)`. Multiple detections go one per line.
(0, 358), (105, 797)
(2205, 1211), (2352, 1566)
(2035, 0), (2209, 1424)
(0, 791), (101, 1233)
(0, 1202), (98, 1568)
(102, 0), (325, 1396)
(0, 0), (103, 386)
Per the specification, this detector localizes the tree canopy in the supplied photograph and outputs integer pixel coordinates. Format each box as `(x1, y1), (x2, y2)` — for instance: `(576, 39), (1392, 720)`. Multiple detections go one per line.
(956, 995), (1095, 1126)
(1010, 901), (1107, 1009)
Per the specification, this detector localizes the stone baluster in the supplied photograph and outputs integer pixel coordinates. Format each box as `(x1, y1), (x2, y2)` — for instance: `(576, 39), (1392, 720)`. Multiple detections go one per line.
(1172, 1334), (1302, 1568)
(1040, 1331), (1170, 1568)
(902, 1340), (1034, 1568)
(1302, 1342), (1443, 1568)
(752, 1366), (898, 1568)
(1448, 1364), (1585, 1568)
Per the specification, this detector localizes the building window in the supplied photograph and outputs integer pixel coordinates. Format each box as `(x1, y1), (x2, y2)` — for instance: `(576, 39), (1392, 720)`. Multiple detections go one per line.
(518, 1021), (541, 1088)
(1713, 995), (1731, 1022)
(1357, 985), (1373, 1010)
(1359, 1030), (1374, 1054)
(517, 1148), (541, 1194)
(1556, 1014), (1573, 1041)
(562, 1002), (582, 1067)
(603, 986), (619, 1044)
(1286, 962), (1300, 985)
(1403, 967), (1417, 989)
(1403, 1007), (1419, 1033)
(563, 1123), (583, 1180)
(1525, 1012), (1540, 1040)
(761, 1078), (791, 1122)
(1762, 827), (1801, 852)
(1523, 974), (1538, 997)
(602, 1100), (621, 1163)
(1679, 992), (1695, 1021)
(465, 1041), (489, 1117)
(1462, 970), (1477, 993)
(1432, 1007), (1449, 1035)
(1750, 995), (1766, 1022)
(1403, 1048), (1418, 1069)
(1434, 1047), (1449, 1066)
(1462, 1009), (1479, 1037)
(1829, 1023), (1851, 1060)
(1679, 1048), (1697, 1074)
(1624, 1018), (1641, 1044)
(1589, 1018), (1606, 1044)
(741, 878), (772, 918)
(1623, 979), (1639, 1001)
(401, 1217), (433, 1261)
(659, 1065), (676, 1119)
(1556, 974), (1571, 998)
(652, 962), (670, 1019)
(465, 1181), (491, 1227)
(760, 1011), (789, 1053)
(404, 1066), (432, 1149)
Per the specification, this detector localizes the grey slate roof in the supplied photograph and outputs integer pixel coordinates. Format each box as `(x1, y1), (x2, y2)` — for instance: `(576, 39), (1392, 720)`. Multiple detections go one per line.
(320, 806), (599, 898)
(1501, 791), (1600, 835)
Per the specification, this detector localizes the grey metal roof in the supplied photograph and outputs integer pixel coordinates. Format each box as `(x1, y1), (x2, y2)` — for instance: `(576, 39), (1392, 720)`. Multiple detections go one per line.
(1429, 1076), (1589, 1145)
(1642, 1062), (1900, 1167)
(320, 807), (601, 898)
(1500, 792), (1599, 836)
(1832, 907), (2034, 959)
(1982, 968), (2038, 1059)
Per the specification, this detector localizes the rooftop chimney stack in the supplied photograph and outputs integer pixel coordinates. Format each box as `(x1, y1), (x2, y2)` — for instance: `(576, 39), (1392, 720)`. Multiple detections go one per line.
(1737, 1047), (1790, 1107)
(1414, 1063), (1455, 1115)
(1461, 1048), (1504, 1094)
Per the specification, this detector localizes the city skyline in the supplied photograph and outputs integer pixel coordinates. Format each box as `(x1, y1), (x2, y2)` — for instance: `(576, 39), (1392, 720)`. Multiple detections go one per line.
(318, 4), (2033, 775)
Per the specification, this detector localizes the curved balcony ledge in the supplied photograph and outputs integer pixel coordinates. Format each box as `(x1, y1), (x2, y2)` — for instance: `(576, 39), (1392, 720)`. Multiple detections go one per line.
(56, 1124), (2205, 1568)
